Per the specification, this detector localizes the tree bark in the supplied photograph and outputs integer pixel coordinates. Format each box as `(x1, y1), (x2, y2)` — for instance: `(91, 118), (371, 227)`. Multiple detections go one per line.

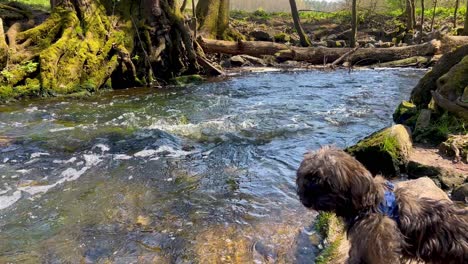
(454, 0), (459, 29)
(406, 0), (414, 31)
(464, 0), (468, 35)
(196, 0), (230, 39)
(289, 0), (311, 47)
(430, 0), (438, 32)
(199, 38), (440, 65)
(180, 0), (188, 12)
(0, 0), (202, 100)
(411, 44), (468, 106)
(350, 0), (357, 48)
(419, 0), (425, 43)
(432, 91), (468, 120)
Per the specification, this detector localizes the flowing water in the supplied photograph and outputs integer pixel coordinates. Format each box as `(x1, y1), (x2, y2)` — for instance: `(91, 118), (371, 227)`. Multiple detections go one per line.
(0, 69), (424, 263)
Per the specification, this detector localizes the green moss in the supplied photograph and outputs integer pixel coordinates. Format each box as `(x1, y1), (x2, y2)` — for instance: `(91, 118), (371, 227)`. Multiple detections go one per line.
(171, 74), (204, 86)
(0, 85), (14, 101)
(414, 112), (466, 144)
(313, 212), (344, 264)
(437, 55), (468, 100)
(348, 129), (403, 160)
(273, 33), (290, 43)
(315, 239), (341, 264)
(314, 212), (334, 237)
(346, 125), (412, 177)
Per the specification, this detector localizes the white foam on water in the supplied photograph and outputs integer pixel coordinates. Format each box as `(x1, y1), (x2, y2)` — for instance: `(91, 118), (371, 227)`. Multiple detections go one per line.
(83, 154), (103, 167)
(2, 153), (103, 209)
(113, 154), (132, 160)
(134, 145), (195, 159)
(53, 157), (77, 164)
(93, 144), (110, 152)
(134, 149), (158, 157)
(0, 191), (22, 210)
(50, 127), (75, 132)
(25, 107), (39, 113)
(148, 115), (250, 140)
(30, 152), (50, 159)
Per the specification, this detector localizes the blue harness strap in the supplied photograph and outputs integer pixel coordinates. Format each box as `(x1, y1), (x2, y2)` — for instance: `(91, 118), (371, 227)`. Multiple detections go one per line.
(377, 181), (400, 223)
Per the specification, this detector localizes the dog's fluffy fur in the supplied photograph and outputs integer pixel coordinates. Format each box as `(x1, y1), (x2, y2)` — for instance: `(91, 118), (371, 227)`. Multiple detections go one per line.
(296, 146), (468, 264)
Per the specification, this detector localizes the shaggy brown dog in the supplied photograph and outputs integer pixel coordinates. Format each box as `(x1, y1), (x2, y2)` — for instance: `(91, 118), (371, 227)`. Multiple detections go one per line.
(296, 146), (468, 264)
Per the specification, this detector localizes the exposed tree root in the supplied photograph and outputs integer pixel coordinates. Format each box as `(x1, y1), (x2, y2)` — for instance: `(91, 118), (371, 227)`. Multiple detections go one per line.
(1, 0), (203, 100)
(431, 91), (468, 121)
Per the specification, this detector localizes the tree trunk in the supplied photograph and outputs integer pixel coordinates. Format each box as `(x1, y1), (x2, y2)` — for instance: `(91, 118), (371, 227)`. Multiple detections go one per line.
(411, 44), (468, 106)
(196, 0), (230, 39)
(350, 0), (357, 48)
(0, 0), (201, 100)
(289, 0), (311, 47)
(454, 0), (459, 29)
(50, 0), (57, 9)
(180, 0), (188, 12)
(200, 38), (440, 65)
(406, 0), (414, 31)
(420, 0), (425, 43)
(464, 0), (468, 35)
(430, 0), (438, 32)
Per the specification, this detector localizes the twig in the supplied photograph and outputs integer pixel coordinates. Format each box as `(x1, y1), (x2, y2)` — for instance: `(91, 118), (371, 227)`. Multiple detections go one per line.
(330, 46), (359, 68)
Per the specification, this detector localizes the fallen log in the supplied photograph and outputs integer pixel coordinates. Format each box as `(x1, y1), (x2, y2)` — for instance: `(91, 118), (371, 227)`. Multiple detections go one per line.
(198, 38), (289, 56)
(200, 38), (441, 66)
(372, 56), (430, 68)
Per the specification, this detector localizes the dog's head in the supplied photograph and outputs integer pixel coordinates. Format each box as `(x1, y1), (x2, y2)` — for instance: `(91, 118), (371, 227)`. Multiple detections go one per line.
(296, 146), (378, 215)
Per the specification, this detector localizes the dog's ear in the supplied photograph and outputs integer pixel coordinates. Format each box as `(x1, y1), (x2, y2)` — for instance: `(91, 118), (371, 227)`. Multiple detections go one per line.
(315, 148), (377, 209)
(348, 169), (378, 209)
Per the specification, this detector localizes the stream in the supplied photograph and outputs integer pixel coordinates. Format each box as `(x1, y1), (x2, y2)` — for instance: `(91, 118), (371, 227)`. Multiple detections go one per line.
(0, 69), (425, 263)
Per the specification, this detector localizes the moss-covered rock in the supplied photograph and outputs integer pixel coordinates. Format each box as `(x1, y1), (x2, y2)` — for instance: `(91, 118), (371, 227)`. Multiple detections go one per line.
(314, 212), (346, 264)
(273, 32), (290, 43)
(393, 100), (418, 126)
(346, 125), (412, 177)
(170, 74), (205, 86)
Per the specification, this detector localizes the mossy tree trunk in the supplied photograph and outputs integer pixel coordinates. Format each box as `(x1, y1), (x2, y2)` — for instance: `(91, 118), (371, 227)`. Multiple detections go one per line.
(180, 0), (188, 12)
(419, 0), (424, 43)
(464, 0), (468, 35)
(405, 0), (415, 31)
(430, 0), (438, 32)
(350, 0), (357, 48)
(196, 0), (229, 39)
(0, 0), (200, 100)
(289, 0), (311, 47)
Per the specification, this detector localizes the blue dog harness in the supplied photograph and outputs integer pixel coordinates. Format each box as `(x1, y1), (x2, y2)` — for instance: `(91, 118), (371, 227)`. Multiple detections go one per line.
(377, 181), (400, 224)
